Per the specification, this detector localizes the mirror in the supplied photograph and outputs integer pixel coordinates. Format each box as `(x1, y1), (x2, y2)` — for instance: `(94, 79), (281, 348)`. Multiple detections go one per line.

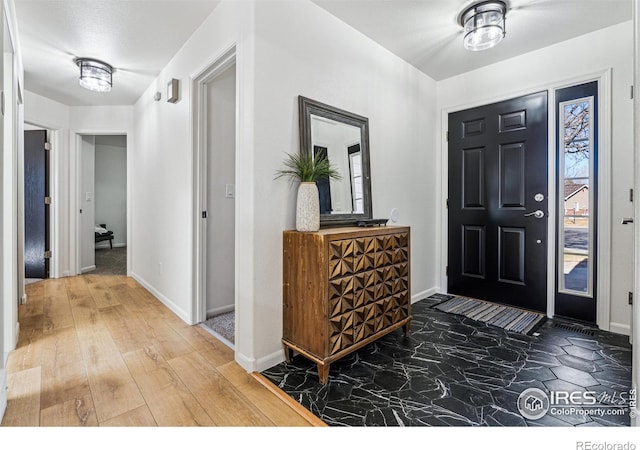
(298, 96), (372, 227)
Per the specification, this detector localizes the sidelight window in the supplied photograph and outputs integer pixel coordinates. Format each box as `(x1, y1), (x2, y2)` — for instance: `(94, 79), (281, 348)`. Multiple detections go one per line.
(558, 96), (594, 296)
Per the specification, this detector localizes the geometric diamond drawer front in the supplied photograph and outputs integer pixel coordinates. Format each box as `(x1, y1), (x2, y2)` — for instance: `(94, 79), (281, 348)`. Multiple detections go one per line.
(282, 227), (411, 384)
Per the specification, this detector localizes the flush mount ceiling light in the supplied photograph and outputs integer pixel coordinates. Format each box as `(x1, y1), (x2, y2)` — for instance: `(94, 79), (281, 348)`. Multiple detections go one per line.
(460, 0), (507, 51)
(75, 58), (113, 92)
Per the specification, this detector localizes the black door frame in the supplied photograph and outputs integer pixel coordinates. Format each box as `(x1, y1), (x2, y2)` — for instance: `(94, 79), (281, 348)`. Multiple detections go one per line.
(440, 72), (612, 330)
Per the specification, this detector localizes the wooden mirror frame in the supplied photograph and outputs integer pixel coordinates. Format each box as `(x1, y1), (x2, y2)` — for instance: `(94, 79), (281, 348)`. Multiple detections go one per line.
(298, 96), (373, 227)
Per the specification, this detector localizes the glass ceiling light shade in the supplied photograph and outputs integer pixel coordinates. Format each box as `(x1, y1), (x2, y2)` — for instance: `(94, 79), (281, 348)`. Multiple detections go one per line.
(460, 0), (507, 51)
(75, 58), (113, 92)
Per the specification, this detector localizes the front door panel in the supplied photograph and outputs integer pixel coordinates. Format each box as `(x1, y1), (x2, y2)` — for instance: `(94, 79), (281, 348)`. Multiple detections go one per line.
(448, 91), (548, 312)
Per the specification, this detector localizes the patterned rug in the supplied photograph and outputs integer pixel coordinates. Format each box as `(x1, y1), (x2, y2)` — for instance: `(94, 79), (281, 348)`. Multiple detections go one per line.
(433, 295), (545, 335)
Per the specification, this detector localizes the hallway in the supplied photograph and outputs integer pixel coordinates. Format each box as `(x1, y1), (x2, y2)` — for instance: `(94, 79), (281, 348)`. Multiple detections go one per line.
(1, 275), (322, 426)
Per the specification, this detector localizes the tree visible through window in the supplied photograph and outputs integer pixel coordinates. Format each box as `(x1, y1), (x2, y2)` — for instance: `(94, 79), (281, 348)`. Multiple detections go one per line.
(560, 97), (593, 295)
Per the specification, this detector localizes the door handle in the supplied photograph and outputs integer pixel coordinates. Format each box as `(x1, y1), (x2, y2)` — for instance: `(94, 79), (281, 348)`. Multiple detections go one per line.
(622, 217), (634, 225)
(524, 210), (545, 219)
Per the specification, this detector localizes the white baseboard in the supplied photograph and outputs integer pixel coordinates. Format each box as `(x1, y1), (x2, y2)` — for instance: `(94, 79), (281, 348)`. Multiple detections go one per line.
(129, 271), (191, 325)
(412, 287), (439, 304)
(81, 265), (96, 274)
(235, 350), (258, 373)
(609, 322), (631, 336)
(254, 348), (286, 373)
(206, 304), (234, 318)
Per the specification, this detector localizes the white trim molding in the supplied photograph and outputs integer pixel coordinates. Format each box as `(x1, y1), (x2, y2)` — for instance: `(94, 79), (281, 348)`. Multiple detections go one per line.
(631, 0), (639, 427)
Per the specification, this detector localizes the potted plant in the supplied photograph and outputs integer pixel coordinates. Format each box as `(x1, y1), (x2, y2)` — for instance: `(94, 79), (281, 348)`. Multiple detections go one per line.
(276, 152), (341, 231)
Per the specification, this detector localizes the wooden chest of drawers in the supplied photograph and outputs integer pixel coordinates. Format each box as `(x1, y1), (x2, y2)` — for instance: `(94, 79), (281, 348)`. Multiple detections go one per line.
(282, 226), (411, 384)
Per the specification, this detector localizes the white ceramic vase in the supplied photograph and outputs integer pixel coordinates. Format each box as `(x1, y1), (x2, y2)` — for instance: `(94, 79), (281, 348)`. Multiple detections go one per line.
(296, 182), (320, 232)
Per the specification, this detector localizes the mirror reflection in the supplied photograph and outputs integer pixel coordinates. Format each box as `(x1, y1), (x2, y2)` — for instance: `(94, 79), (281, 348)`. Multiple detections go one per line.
(299, 96), (372, 227)
(310, 114), (364, 215)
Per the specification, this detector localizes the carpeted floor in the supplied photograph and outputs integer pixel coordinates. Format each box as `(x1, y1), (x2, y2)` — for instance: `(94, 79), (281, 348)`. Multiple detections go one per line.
(201, 311), (235, 345)
(94, 246), (127, 275)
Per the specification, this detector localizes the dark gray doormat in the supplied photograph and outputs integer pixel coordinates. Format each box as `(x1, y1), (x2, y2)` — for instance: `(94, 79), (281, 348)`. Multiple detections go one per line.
(433, 295), (546, 335)
(201, 311), (235, 345)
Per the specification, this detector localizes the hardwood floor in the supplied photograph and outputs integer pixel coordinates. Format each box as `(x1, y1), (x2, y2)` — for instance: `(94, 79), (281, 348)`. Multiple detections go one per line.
(1, 274), (325, 427)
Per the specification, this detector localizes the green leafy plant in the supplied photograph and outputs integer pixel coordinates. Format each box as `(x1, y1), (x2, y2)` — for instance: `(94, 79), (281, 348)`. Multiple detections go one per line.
(275, 152), (342, 183)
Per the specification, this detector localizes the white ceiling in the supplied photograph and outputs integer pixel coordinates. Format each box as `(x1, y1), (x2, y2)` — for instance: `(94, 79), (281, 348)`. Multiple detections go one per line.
(13, 0), (633, 107)
(14, 0), (221, 106)
(312, 0), (633, 81)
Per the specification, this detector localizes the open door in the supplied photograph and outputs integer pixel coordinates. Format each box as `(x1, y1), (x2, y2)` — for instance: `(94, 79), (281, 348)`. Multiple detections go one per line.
(24, 129), (49, 279)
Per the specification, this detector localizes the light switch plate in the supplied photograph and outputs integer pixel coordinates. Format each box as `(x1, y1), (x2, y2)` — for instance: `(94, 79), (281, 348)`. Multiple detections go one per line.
(225, 184), (235, 199)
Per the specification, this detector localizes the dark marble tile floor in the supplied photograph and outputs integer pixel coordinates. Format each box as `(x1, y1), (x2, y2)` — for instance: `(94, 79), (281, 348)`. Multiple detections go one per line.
(262, 294), (633, 427)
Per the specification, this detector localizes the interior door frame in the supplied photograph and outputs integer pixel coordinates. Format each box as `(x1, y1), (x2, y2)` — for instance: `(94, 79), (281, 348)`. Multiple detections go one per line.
(71, 131), (131, 276)
(191, 45), (238, 326)
(439, 69), (612, 330)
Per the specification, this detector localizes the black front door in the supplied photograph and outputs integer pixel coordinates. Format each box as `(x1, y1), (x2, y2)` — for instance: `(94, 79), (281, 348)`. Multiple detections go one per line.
(448, 91), (548, 312)
(24, 129), (49, 279)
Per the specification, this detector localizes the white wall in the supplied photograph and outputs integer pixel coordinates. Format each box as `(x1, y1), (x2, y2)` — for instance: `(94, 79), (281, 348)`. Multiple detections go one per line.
(252, 0), (437, 364)
(24, 91), (70, 276)
(95, 135), (127, 248)
(131, 0), (255, 359)
(437, 21), (634, 334)
(206, 64), (235, 316)
(0, 0), (23, 423)
(131, 0), (437, 371)
(80, 135), (95, 272)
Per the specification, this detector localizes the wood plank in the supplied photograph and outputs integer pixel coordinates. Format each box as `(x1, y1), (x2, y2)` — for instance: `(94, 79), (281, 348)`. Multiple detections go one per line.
(1, 367), (41, 426)
(40, 394), (98, 426)
(5, 275), (324, 428)
(40, 327), (92, 410)
(64, 275), (91, 300)
(99, 304), (151, 354)
(135, 316), (194, 361)
(168, 321), (235, 368)
(123, 349), (214, 426)
(168, 351), (273, 426)
(42, 279), (74, 332)
(217, 362), (320, 427)
(22, 282), (44, 320)
(7, 325), (43, 372)
(75, 328), (145, 421)
(83, 274), (121, 308)
(100, 405), (158, 427)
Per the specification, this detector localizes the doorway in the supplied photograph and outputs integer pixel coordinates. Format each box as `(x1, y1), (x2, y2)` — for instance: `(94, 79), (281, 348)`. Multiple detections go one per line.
(79, 134), (127, 275)
(447, 91), (549, 312)
(195, 59), (237, 348)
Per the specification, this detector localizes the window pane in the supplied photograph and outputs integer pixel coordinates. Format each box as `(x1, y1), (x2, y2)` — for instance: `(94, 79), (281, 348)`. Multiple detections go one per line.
(563, 217), (589, 293)
(559, 97), (593, 296)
